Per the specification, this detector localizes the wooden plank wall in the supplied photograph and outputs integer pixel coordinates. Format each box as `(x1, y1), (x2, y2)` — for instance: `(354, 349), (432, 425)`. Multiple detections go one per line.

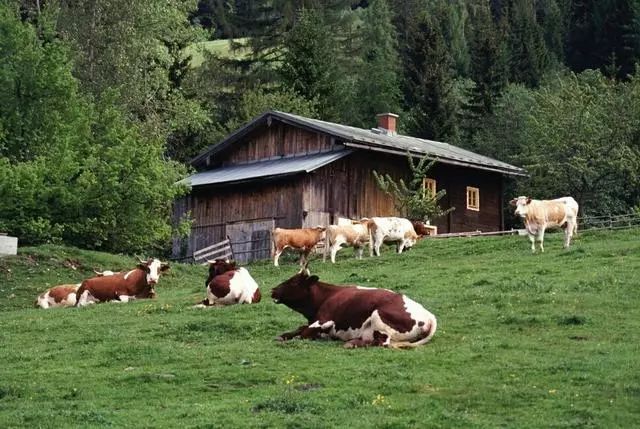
(172, 178), (304, 260)
(220, 124), (336, 165)
(302, 152), (503, 233)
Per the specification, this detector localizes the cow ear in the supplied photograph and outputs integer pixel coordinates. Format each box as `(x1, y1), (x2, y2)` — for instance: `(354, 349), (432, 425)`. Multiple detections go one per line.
(526, 197), (532, 204)
(303, 275), (319, 288)
(509, 198), (517, 206)
(160, 263), (170, 272)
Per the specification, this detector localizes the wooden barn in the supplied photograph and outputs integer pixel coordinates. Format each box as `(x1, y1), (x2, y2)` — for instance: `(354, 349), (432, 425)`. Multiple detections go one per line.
(173, 111), (525, 262)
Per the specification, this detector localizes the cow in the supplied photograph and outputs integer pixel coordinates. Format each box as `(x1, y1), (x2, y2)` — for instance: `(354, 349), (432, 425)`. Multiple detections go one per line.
(75, 258), (169, 306)
(510, 196), (579, 253)
(272, 227), (326, 267)
(194, 259), (261, 307)
(271, 266), (437, 348)
(323, 219), (370, 263)
(368, 217), (419, 256)
(35, 284), (80, 309)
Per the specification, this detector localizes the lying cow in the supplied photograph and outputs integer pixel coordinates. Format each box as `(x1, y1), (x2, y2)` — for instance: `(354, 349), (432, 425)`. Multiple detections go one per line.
(323, 219), (370, 263)
(194, 259), (261, 307)
(75, 258), (169, 306)
(368, 217), (418, 256)
(272, 227), (326, 267)
(271, 266), (437, 348)
(510, 196), (579, 253)
(35, 270), (119, 309)
(35, 284), (81, 309)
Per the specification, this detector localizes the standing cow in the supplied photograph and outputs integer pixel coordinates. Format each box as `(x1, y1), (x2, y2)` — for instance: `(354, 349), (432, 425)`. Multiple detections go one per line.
(75, 258), (169, 306)
(368, 217), (419, 256)
(510, 196), (579, 253)
(272, 227), (326, 267)
(323, 219), (370, 263)
(194, 259), (261, 307)
(271, 266), (437, 348)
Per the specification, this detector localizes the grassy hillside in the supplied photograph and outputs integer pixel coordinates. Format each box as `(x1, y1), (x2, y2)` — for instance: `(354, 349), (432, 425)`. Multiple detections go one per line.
(184, 38), (251, 68)
(1, 230), (639, 428)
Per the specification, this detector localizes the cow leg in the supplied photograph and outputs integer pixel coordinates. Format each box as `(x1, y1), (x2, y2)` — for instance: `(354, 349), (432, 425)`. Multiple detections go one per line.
(278, 325), (322, 341)
(330, 242), (341, 263)
(355, 245), (364, 260)
(528, 234), (536, 253)
(564, 221), (575, 248)
(273, 248), (283, 267)
(299, 249), (312, 266)
(397, 240), (405, 254)
(537, 227), (546, 253)
(344, 338), (374, 349)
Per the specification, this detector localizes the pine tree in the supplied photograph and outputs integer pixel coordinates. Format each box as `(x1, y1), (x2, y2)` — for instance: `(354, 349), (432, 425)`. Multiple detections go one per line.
(352, 0), (402, 128)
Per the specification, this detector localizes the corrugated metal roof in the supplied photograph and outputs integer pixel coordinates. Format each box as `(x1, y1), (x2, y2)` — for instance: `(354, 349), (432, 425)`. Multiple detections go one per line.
(181, 149), (353, 187)
(191, 111), (526, 176)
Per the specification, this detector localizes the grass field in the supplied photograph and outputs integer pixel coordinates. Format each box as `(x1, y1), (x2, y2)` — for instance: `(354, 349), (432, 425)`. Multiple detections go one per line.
(1, 229), (639, 428)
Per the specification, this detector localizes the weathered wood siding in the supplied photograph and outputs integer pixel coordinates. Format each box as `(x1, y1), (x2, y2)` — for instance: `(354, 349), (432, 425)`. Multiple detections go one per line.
(217, 124), (336, 166)
(175, 121), (505, 260)
(427, 164), (503, 233)
(172, 178), (304, 260)
(301, 153), (502, 234)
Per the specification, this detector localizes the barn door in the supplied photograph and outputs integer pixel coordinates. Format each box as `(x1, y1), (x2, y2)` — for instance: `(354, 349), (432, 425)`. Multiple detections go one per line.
(225, 219), (275, 264)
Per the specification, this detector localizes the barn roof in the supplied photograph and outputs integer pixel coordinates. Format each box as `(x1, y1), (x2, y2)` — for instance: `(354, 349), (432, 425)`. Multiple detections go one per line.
(191, 111), (526, 177)
(180, 149), (353, 187)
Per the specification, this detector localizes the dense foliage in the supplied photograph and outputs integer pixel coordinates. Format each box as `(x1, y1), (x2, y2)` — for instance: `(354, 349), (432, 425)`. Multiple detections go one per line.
(3, 0), (640, 252)
(0, 3), (189, 252)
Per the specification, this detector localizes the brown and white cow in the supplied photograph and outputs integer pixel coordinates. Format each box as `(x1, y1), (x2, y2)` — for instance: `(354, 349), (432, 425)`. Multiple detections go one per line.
(272, 227), (326, 267)
(323, 219), (370, 263)
(35, 270), (119, 309)
(75, 258), (169, 306)
(271, 267), (437, 348)
(194, 259), (261, 307)
(35, 284), (81, 309)
(510, 196), (579, 253)
(368, 217), (419, 256)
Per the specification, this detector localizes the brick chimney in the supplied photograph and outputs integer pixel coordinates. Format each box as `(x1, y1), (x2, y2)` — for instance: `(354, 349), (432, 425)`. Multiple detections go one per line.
(376, 113), (399, 136)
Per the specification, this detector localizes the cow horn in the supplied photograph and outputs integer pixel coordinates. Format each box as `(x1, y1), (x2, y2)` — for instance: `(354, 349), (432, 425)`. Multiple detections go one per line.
(93, 269), (103, 275)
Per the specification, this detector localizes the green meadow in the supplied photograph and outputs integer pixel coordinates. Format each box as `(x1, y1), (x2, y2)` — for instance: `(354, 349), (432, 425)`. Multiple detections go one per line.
(1, 229), (639, 428)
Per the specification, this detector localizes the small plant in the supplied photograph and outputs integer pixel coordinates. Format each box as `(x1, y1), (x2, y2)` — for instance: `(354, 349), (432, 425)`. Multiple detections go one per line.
(373, 152), (454, 222)
(252, 374), (317, 414)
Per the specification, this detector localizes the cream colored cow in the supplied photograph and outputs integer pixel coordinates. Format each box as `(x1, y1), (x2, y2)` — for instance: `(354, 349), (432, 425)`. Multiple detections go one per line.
(510, 196), (579, 253)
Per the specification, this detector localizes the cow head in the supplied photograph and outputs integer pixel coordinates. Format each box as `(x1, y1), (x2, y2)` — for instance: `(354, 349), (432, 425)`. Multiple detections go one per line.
(137, 258), (170, 285)
(271, 265), (318, 313)
(510, 196), (532, 218)
(205, 259), (237, 287)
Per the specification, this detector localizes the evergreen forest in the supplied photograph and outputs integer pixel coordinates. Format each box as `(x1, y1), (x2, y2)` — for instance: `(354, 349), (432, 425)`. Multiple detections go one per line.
(2, 0), (640, 252)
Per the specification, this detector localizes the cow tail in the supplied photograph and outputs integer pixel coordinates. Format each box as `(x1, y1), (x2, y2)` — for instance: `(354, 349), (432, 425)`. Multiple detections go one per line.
(390, 316), (438, 349)
(74, 282), (87, 307)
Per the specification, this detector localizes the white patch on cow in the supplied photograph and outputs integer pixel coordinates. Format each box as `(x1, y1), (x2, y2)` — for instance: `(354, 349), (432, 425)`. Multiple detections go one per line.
(116, 295), (135, 303)
(36, 291), (51, 309)
(310, 320), (335, 330)
(206, 267), (260, 306)
(146, 259), (162, 284)
(123, 269), (136, 280)
(77, 290), (98, 307)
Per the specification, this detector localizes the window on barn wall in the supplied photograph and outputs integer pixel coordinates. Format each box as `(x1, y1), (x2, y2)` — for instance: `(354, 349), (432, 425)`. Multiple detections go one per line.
(422, 178), (436, 195)
(466, 187), (480, 211)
